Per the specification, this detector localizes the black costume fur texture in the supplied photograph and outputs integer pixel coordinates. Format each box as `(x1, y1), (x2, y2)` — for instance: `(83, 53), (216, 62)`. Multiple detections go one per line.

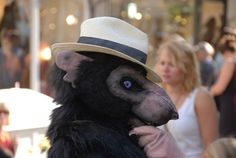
(47, 52), (173, 158)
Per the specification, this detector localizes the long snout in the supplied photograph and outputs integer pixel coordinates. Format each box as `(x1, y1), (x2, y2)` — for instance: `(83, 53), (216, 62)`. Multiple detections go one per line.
(131, 83), (178, 126)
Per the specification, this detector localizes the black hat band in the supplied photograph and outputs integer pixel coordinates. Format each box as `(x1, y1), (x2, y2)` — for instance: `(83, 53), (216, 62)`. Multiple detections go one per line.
(78, 36), (147, 64)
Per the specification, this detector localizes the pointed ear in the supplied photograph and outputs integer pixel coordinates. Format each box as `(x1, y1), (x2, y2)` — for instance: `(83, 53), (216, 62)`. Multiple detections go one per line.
(55, 51), (93, 87)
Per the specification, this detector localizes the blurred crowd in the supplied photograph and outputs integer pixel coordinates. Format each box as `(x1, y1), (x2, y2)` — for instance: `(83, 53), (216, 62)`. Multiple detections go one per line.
(151, 27), (236, 158)
(0, 1), (30, 89)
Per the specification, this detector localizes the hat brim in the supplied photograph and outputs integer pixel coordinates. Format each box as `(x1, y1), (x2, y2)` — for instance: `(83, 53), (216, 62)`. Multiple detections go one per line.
(51, 43), (162, 83)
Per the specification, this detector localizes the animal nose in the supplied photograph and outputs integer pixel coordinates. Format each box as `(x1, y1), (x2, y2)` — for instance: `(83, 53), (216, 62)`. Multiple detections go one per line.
(171, 111), (179, 120)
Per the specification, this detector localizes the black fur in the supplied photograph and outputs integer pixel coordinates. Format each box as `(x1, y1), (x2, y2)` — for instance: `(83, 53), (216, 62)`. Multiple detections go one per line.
(47, 52), (147, 158)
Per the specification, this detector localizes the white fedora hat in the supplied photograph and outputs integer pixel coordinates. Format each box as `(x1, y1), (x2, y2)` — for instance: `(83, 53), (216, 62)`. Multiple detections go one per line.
(51, 16), (161, 83)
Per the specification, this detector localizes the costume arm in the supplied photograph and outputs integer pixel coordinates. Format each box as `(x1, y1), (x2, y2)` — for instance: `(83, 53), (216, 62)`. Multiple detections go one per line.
(130, 126), (185, 158)
(48, 121), (147, 158)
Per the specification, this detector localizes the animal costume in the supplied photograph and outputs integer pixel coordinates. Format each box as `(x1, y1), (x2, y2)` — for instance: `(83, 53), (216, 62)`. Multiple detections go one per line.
(47, 17), (178, 158)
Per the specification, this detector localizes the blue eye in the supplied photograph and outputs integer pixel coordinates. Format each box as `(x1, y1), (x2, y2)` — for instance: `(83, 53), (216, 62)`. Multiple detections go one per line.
(123, 80), (132, 89)
(120, 77), (144, 92)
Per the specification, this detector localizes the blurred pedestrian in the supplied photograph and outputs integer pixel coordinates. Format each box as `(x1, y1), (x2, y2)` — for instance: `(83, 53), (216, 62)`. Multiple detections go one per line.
(0, 28), (24, 88)
(213, 26), (236, 78)
(194, 41), (215, 87)
(210, 34), (236, 137)
(154, 36), (219, 158)
(0, 102), (17, 158)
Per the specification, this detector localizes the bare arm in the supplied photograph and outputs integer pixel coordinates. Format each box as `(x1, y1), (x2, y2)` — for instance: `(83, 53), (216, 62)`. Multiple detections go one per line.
(195, 88), (219, 157)
(210, 59), (235, 96)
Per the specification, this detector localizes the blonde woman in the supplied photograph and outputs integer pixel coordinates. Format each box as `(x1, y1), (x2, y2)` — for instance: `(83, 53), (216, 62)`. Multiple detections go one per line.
(203, 137), (236, 158)
(153, 37), (219, 158)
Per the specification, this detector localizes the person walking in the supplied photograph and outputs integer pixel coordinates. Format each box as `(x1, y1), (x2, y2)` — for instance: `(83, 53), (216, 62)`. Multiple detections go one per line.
(210, 34), (236, 137)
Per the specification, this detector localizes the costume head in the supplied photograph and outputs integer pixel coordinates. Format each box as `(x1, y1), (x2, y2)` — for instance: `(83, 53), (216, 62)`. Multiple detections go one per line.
(47, 17), (178, 158)
(51, 16), (177, 125)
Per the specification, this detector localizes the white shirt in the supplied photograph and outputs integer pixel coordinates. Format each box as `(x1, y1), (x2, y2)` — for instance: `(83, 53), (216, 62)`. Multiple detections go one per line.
(161, 88), (204, 158)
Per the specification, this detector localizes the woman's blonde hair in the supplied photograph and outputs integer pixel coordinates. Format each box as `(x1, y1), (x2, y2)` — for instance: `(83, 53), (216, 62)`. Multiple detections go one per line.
(156, 37), (201, 93)
(204, 137), (236, 158)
